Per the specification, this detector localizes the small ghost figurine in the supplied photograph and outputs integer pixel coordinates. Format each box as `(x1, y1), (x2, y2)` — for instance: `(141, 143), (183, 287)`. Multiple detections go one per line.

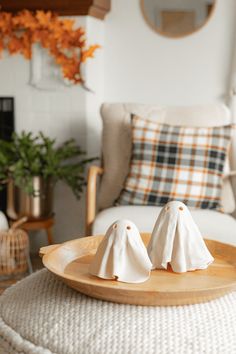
(89, 219), (152, 283)
(147, 201), (214, 273)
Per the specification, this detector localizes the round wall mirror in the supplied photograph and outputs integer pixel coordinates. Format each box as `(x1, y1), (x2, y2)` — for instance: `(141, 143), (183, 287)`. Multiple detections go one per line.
(141, 0), (216, 38)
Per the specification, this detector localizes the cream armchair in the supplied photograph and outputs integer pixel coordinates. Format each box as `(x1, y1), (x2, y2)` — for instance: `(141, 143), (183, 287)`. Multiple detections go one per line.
(86, 103), (236, 246)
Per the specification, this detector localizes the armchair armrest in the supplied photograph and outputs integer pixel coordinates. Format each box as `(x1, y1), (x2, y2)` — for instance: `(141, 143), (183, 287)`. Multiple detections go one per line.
(86, 165), (104, 236)
(223, 171), (236, 180)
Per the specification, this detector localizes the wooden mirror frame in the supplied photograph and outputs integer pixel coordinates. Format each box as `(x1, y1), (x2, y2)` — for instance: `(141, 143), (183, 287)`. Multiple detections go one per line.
(140, 0), (217, 39)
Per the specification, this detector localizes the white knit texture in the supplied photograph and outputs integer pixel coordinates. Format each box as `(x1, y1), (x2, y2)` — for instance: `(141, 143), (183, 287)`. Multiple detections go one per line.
(0, 269), (236, 354)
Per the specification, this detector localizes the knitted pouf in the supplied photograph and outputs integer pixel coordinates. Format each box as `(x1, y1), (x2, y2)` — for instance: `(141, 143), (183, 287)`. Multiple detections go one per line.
(0, 269), (236, 354)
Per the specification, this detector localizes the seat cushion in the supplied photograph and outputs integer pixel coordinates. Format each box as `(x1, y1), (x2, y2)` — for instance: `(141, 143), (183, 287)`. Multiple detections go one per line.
(92, 206), (236, 246)
(98, 103), (235, 213)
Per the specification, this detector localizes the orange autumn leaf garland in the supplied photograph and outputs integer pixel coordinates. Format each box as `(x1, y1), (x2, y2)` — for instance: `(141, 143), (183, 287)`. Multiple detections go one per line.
(0, 10), (100, 84)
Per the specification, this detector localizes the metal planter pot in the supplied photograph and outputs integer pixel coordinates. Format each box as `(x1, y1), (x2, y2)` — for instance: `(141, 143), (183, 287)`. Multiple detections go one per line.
(7, 177), (54, 220)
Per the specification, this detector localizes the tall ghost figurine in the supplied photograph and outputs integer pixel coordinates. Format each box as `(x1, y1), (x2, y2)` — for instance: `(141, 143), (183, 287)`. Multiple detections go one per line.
(147, 201), (214, 273)
(89, 219), (152, 283)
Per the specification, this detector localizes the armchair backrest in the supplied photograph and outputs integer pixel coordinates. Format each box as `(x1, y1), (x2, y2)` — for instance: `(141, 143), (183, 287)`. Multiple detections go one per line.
(98, 103), (235, 213)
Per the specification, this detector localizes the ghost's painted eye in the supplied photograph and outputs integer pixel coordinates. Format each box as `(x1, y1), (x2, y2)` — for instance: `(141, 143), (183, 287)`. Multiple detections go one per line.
(113, 224), (117, 229)
(127, 226), (131, 230)
(165, 206), (169, 211)
(179, 206), (184, 211)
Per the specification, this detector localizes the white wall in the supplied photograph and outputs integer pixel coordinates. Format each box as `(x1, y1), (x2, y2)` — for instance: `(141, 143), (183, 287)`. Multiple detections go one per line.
(0, 16), (104, 250)
(104, 0), (236, 106)
(0, 0), (236, 249)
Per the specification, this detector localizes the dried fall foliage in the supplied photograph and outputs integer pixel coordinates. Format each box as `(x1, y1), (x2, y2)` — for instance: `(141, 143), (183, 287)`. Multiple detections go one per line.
(0, 10), (100, 84)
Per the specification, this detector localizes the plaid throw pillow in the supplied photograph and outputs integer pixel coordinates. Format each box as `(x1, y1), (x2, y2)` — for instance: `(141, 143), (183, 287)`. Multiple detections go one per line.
(116, 115), (232, 210)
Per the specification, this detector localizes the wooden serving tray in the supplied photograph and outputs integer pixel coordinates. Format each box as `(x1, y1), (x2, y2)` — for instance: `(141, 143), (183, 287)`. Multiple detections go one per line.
(40, 234), (236, 306)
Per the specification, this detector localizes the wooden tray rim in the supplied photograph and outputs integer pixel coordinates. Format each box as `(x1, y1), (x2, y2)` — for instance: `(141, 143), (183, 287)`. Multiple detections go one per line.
(41, 235), (236, 294)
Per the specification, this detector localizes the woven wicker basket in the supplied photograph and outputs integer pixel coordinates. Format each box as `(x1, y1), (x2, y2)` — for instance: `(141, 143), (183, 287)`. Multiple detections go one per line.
(0, 217), (30, 277)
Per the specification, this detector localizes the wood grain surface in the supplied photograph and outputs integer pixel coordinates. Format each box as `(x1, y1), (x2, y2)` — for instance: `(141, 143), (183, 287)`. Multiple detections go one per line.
(40, 234), (236, 306)
(0, 0), (111, 19)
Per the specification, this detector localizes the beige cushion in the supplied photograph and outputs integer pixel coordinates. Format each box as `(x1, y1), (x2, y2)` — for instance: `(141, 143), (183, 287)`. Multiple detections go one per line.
(93, 205), (236, 246)
(98, 103), (235, 213)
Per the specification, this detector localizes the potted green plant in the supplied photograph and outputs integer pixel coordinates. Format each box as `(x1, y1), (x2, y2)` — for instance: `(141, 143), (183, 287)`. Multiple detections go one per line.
(0, 132), (95, 220)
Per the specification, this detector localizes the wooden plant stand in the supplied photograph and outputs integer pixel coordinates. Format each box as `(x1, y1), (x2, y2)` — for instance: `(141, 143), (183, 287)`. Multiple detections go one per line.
(21, 217), (55, 245)
(10, 217), (55, 245)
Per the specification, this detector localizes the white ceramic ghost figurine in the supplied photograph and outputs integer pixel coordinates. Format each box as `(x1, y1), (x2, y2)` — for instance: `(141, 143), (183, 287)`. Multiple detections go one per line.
(147, 201), (214, 273)
(89, 219), (152, 283)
